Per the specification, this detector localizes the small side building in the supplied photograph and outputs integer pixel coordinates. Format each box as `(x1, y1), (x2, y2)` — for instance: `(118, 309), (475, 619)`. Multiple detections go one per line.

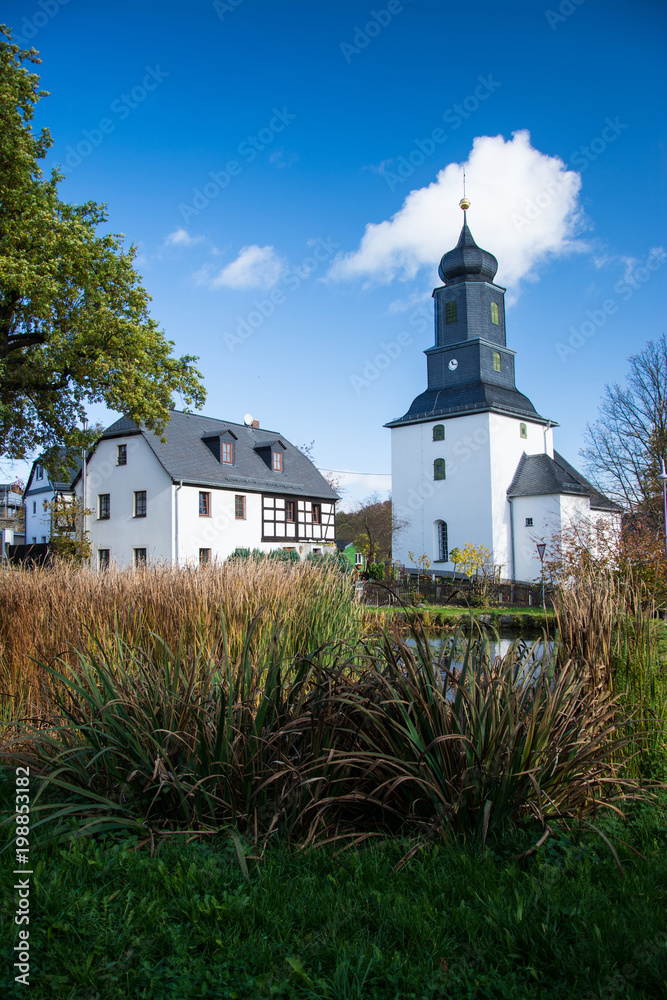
(23, 451), (82, 545)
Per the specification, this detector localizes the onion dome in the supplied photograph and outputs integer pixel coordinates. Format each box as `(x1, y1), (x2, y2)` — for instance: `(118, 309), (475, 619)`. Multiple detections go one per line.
(438, 206), (498, 285)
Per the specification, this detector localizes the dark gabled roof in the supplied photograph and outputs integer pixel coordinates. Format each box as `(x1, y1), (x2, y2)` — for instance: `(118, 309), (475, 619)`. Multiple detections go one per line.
(25, 448), (83, 494)
(507, 451), (622, 512)
(86, 411), (338, 501)
(335, 538), (354, 552)
(385, 381), (549, 427)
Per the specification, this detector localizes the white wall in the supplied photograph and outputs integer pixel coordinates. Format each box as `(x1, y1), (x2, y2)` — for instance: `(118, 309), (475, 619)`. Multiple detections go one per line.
(391, 411), (551, 575)
(24, 489), (54, 543)
(78, 434), (173, 568)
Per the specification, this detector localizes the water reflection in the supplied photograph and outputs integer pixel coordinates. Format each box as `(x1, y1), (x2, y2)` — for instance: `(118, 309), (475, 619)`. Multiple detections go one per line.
(405, 630), (555, 672)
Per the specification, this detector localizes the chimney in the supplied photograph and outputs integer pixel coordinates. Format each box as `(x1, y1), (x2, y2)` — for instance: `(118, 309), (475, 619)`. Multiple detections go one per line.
(252, 419), (259, 428)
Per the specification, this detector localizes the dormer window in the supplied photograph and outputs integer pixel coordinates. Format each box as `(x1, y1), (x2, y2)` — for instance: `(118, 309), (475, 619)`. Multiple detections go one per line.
(273, 451), (283, 472)
(493, 352), (501, 372)
(445, 300), (457, 324)
(202, 429), (237, 464)
(221, 440), (234, 464)
(433, 424), (445, 441)
(491, 301), (499, 325)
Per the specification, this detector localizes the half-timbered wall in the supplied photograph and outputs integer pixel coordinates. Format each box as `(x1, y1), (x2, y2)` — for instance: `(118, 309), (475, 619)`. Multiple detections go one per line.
(262, 495), (335, 542)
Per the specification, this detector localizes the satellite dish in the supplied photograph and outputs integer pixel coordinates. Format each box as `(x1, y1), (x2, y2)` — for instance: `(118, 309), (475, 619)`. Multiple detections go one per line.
(244, 413), (254, 426)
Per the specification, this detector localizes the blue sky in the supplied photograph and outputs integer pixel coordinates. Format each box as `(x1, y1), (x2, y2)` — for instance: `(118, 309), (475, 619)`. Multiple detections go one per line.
(4, 0), (665, 506)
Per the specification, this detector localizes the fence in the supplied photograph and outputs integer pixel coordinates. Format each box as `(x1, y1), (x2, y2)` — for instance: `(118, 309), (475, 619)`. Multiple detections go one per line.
(359, 576), (550, 608)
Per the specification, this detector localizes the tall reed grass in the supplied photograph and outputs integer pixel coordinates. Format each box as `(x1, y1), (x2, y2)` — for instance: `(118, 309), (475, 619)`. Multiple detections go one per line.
(0, 559), (362, 718)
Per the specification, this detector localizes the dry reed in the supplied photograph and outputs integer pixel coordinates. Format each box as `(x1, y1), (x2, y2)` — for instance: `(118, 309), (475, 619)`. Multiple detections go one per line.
(0, 559), (362, 718)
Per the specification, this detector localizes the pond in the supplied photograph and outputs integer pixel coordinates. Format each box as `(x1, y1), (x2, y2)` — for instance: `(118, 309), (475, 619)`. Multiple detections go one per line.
(405, 629), (555, 673)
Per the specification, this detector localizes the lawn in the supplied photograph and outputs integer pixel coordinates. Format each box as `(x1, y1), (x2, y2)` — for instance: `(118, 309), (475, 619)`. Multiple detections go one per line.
(1, 781), (666, 999)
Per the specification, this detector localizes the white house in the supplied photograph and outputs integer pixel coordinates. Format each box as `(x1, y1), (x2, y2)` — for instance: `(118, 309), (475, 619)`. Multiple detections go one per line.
(23, 450), (82, 545)
(387, 202), (621, 582)
(73, 410), (337, 568)
(0, 483), (25, 556)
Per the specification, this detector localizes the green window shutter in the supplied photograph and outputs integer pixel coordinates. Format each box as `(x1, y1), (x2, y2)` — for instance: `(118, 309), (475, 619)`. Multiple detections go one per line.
(493, 351), (501, 372)
(491, 301), (499, 324)
(434, 459), (446, 480)
(433, 424), (445, 441)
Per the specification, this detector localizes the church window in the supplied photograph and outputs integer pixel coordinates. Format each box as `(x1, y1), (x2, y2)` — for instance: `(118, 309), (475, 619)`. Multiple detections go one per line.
(433, 458), (446, 480)
(493, 351), (501, 372)
(445, 300), (457, 324)
(520, 423), (527, 439)
(433, 424), (444, 441)
(436, 521), (448, 562)
(491, 301), (499, 324)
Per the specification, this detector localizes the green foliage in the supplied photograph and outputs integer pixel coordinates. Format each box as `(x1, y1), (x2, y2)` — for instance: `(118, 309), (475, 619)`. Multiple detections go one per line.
(305, 549), (354, 575)
(48, 534), (91, 564)
(0, 27), (205, 468)
(367, 561), (385, 581)
(1, 791), (666, 999)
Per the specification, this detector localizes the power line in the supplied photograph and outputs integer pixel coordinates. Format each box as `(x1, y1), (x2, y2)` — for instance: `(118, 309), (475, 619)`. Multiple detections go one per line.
(317, 468), (391, 477)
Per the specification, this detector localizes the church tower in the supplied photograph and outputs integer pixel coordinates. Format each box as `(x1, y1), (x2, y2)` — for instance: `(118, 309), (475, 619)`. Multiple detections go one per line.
(386, 200), (556, 580)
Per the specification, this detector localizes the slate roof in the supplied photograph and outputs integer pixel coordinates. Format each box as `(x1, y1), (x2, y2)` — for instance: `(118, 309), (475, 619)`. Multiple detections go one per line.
(507, 451), (622, 512)
(438, 217), (499, 285)
(385, 381), (547, 427)
(87, 410), (338, 501)
(25, 448), (83, 493)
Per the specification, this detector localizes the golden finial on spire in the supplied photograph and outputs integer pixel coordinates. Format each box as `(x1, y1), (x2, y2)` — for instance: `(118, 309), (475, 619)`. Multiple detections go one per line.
(459, 170), (470, 211)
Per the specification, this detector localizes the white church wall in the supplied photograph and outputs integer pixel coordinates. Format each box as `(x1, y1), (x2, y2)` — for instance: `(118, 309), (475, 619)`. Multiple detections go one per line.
(392, 412), (494, 571)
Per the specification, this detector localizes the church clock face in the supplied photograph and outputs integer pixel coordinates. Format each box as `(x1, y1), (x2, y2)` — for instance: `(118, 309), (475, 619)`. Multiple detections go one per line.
(448, 358), (458, 371)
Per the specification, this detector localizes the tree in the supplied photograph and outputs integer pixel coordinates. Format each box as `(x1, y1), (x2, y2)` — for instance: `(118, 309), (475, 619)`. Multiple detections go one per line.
(45, 494), (92, 563)
(581, 334), (667, 519)
(0, 28), (205, 477)
(336, 494), (405, 563)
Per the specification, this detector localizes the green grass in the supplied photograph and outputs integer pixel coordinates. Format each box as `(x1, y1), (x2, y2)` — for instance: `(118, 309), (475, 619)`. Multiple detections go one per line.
(1, 779), (666, 999)
(365, 605), (554, 631)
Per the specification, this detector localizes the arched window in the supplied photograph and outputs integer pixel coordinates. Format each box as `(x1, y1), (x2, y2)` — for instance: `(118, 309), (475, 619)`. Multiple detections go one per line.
(520, 423), (527, 439)
(491, 301), (499, 324)
(445, 300), (457, 324)
(433, 458), (446, 480)
(436, 521), (448, 562)
(493, 351), (501, 372)
(433, 424), (444, 441)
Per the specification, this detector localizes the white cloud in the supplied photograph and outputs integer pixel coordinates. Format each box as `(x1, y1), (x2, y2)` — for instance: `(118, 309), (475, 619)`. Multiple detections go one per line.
(327, 131), (585, 300)
(164, 228), (204, 248)
(207, 244), (286, 290)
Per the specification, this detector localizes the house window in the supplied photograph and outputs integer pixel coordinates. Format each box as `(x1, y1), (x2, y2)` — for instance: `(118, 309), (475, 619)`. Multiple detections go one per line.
(235, 495), (246, 519)
(445, 300), (457, 324)
(433, 424), (445, 442)
(199, 548), (211, 564)
(434, 458), (446, 481)
(355, 552), (364, 566)
(98, 549), (110, 570)
(221, 440), (234, 464)
(134, 491), (147, 518)
(117, 444), (127, 466)
(437, 521), (448, 562)
(98, 494), (110, 520)
(199, 491), (211, 517)
(525, 517), (533, 527)
(32, 502), (36, 515)
(273, 451), (283, 472)
(491, 301), (499, 325)
(493, 351), (501, 372)
(520, 423), (527, 439)
(286, 500), (295, 522)
(134, 548), (147, 567)
(312, 503), (321, 524)
(35, 465), (43, 481)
